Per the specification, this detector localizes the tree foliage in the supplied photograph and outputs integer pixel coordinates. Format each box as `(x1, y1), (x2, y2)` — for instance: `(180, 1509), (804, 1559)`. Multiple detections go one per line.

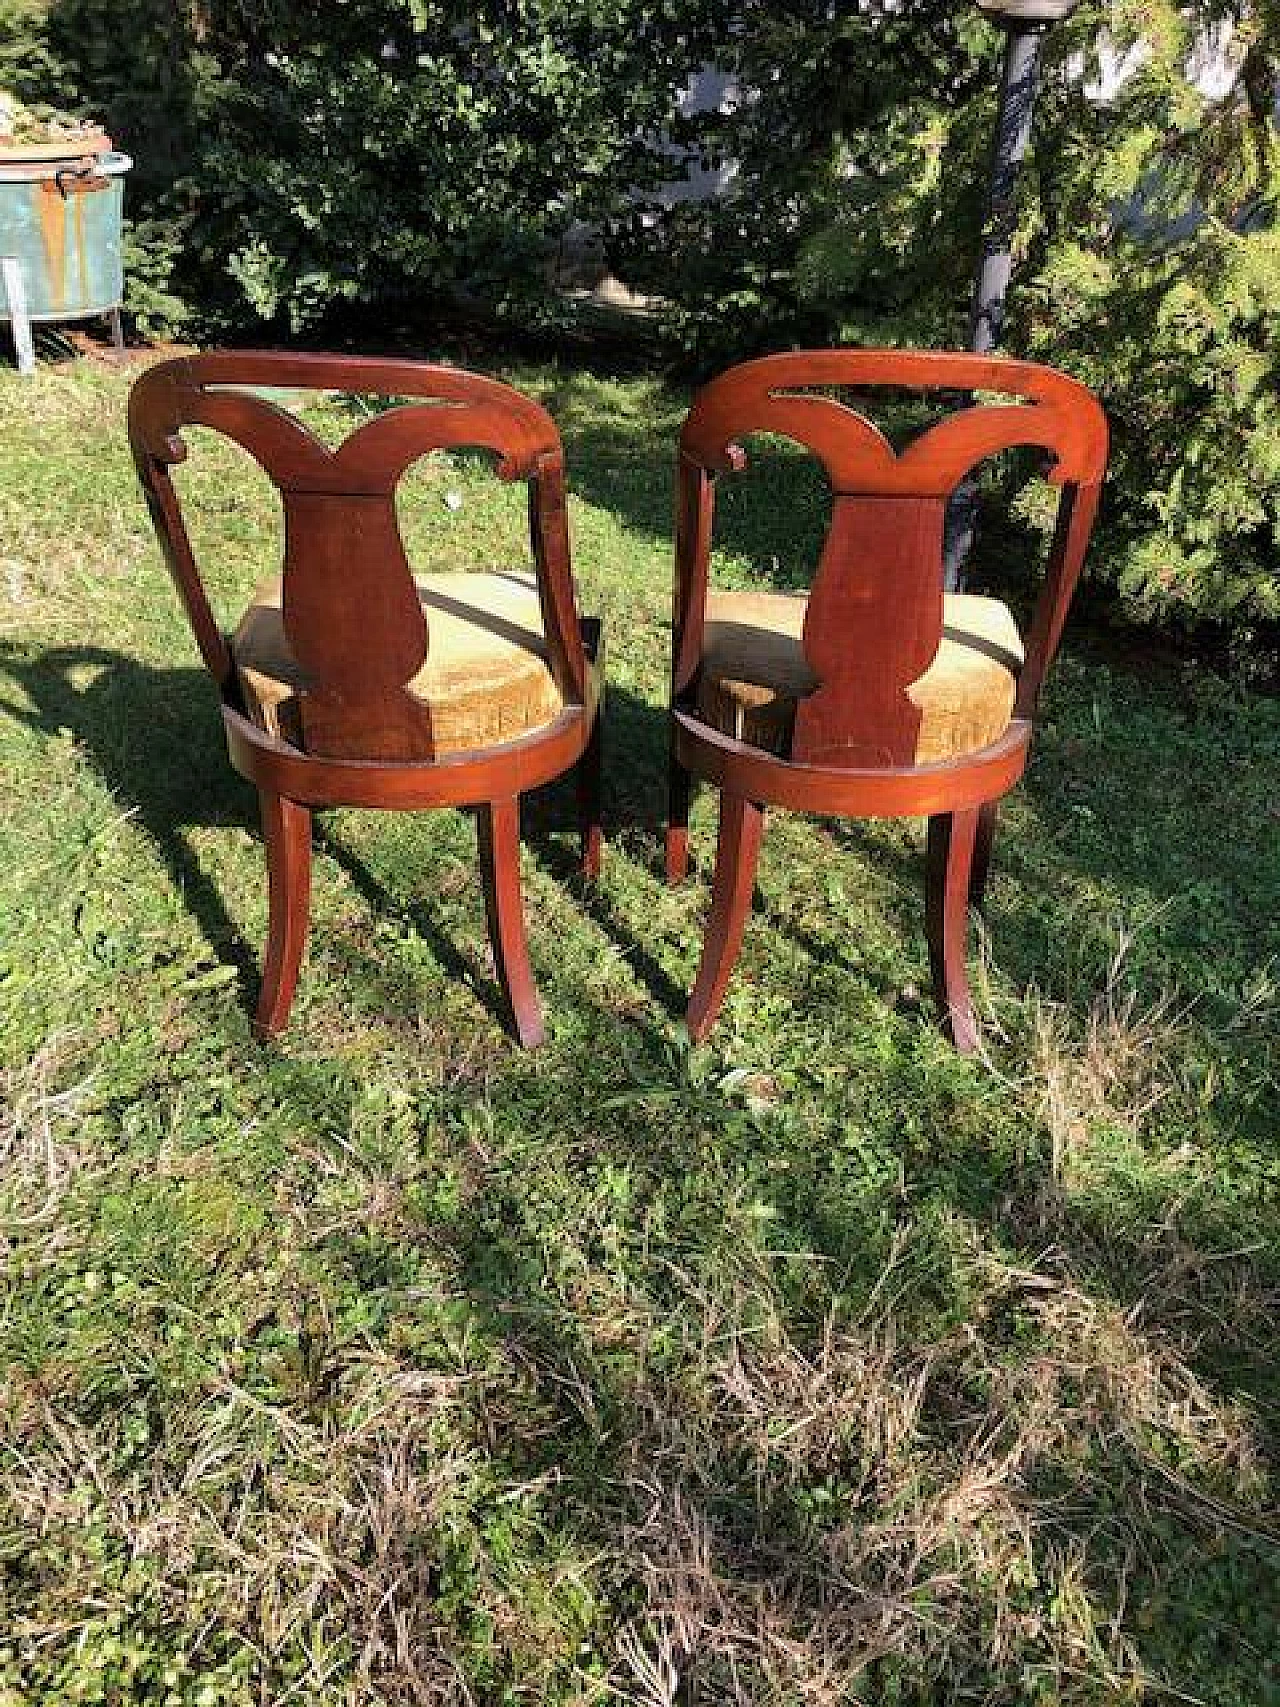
(1025, 2), (1280, 630)
(616, 0), (1280, 634)
(3, 0), (1279, 634)
(0, 0), (721, 331)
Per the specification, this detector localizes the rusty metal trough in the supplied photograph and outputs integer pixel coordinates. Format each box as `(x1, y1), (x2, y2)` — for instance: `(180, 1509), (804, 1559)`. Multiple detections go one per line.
(0, 144), (131, 373)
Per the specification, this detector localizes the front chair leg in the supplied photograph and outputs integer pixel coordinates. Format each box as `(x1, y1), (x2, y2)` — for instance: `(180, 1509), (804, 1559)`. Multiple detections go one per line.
(477, 796), (545, 1048)
(577, 713), (603, 880)
(686, 791), (765, 1044)
(255, 790), (312, 1040)
(925, 809), (980, 1054)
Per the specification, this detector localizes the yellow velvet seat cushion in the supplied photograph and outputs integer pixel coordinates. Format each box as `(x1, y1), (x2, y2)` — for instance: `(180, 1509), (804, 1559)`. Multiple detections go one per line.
(232, 570), (568, 754)
(695, 588), (1024, 764)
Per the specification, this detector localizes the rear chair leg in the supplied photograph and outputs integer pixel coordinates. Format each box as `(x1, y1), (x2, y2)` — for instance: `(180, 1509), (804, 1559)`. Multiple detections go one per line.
(577, 714), (603, 880)
(256, 790), (312, 1039)
(478, 796), (545, 1048)
(666, 736), (692, 885)
(926, 809), (980, 1054)
(686, 791), (765, 1044)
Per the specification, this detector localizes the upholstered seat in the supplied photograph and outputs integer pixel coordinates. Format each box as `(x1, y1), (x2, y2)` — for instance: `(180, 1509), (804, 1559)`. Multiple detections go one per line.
(695, 588), (1024, 764)
(233, 569), (568, 755)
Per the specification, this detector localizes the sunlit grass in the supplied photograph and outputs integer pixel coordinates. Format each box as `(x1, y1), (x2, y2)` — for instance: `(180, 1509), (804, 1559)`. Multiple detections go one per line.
(0, 350), (1277, 1705)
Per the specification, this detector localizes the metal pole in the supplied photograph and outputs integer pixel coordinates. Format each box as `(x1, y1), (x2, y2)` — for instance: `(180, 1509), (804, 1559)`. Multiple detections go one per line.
(943, 17), (1048, 590)
(1, 257), (35, 376)
(971, 20), (1045, 352)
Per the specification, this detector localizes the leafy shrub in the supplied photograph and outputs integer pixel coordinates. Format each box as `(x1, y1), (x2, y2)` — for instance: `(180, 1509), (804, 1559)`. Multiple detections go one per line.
(616, 0), (1280, 637)
(4, 0), (1279, 636)
(2, 0), (721, 334)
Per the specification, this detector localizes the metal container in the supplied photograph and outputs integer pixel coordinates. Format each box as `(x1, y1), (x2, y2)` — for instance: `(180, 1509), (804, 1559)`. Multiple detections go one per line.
(0, 149), (131, 323)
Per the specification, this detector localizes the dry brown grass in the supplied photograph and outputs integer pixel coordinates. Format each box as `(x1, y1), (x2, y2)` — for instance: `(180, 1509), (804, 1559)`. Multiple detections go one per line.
(0, 1030), (96, 1232)
(599, 1219), (1271, 1705)
(1027, 955), (1188, 1186)
(2, 358), (1277, 1705)
(3, 1359), (488, 1702)
(6, 1059), (1255, 1705)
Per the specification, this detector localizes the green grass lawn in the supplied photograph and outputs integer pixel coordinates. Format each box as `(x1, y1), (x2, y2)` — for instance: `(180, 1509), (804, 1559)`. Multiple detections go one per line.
(1, 350), (1278, 1706)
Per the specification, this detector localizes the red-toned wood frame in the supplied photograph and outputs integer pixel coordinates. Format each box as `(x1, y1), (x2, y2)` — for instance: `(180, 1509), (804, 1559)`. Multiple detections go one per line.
(129, 350), (603, 1047)
(666, 348), (1108, 1050)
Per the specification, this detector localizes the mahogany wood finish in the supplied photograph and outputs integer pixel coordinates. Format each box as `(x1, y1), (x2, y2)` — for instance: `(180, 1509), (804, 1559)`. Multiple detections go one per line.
(925, 807), (981, 1053)
(258, 790), (312, 1038)
(477, 797), (544, 1048)
(576, 713), (604, 881)
(667, 348), (1107, 1050)
(130, 350), (603, 1045)
(686, 791), (766, 1045)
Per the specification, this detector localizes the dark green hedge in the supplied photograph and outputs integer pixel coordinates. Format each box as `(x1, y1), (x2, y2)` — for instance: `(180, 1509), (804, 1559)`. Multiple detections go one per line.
(5, 0), (1279, 640)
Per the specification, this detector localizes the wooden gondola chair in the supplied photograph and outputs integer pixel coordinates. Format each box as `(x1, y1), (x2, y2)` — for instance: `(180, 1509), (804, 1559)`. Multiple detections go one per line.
(666, 349), (1107, 1050)
(129, 351), (603, 1048)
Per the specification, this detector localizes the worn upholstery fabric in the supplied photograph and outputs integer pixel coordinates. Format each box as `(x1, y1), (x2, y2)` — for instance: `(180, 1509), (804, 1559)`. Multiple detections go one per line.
(695, 588), (1024, 764)
(232, 569), (566, 755)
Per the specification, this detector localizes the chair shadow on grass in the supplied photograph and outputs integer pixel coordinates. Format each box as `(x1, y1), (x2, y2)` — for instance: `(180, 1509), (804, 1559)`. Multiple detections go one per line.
(4, 641), (1278, 1700)
(6, 630), (1273, 1052)
(0, 639), (685, 1034)
(0, 642), (263, 1010)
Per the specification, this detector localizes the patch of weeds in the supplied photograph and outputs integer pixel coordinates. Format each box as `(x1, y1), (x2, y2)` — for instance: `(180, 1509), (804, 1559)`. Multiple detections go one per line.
(0, 356), (1277, 1703)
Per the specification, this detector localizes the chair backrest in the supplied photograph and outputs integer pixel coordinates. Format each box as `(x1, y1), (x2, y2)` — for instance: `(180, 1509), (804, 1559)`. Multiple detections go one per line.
(129, 351), (588, 763)
(673, 349), (1108, 768)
